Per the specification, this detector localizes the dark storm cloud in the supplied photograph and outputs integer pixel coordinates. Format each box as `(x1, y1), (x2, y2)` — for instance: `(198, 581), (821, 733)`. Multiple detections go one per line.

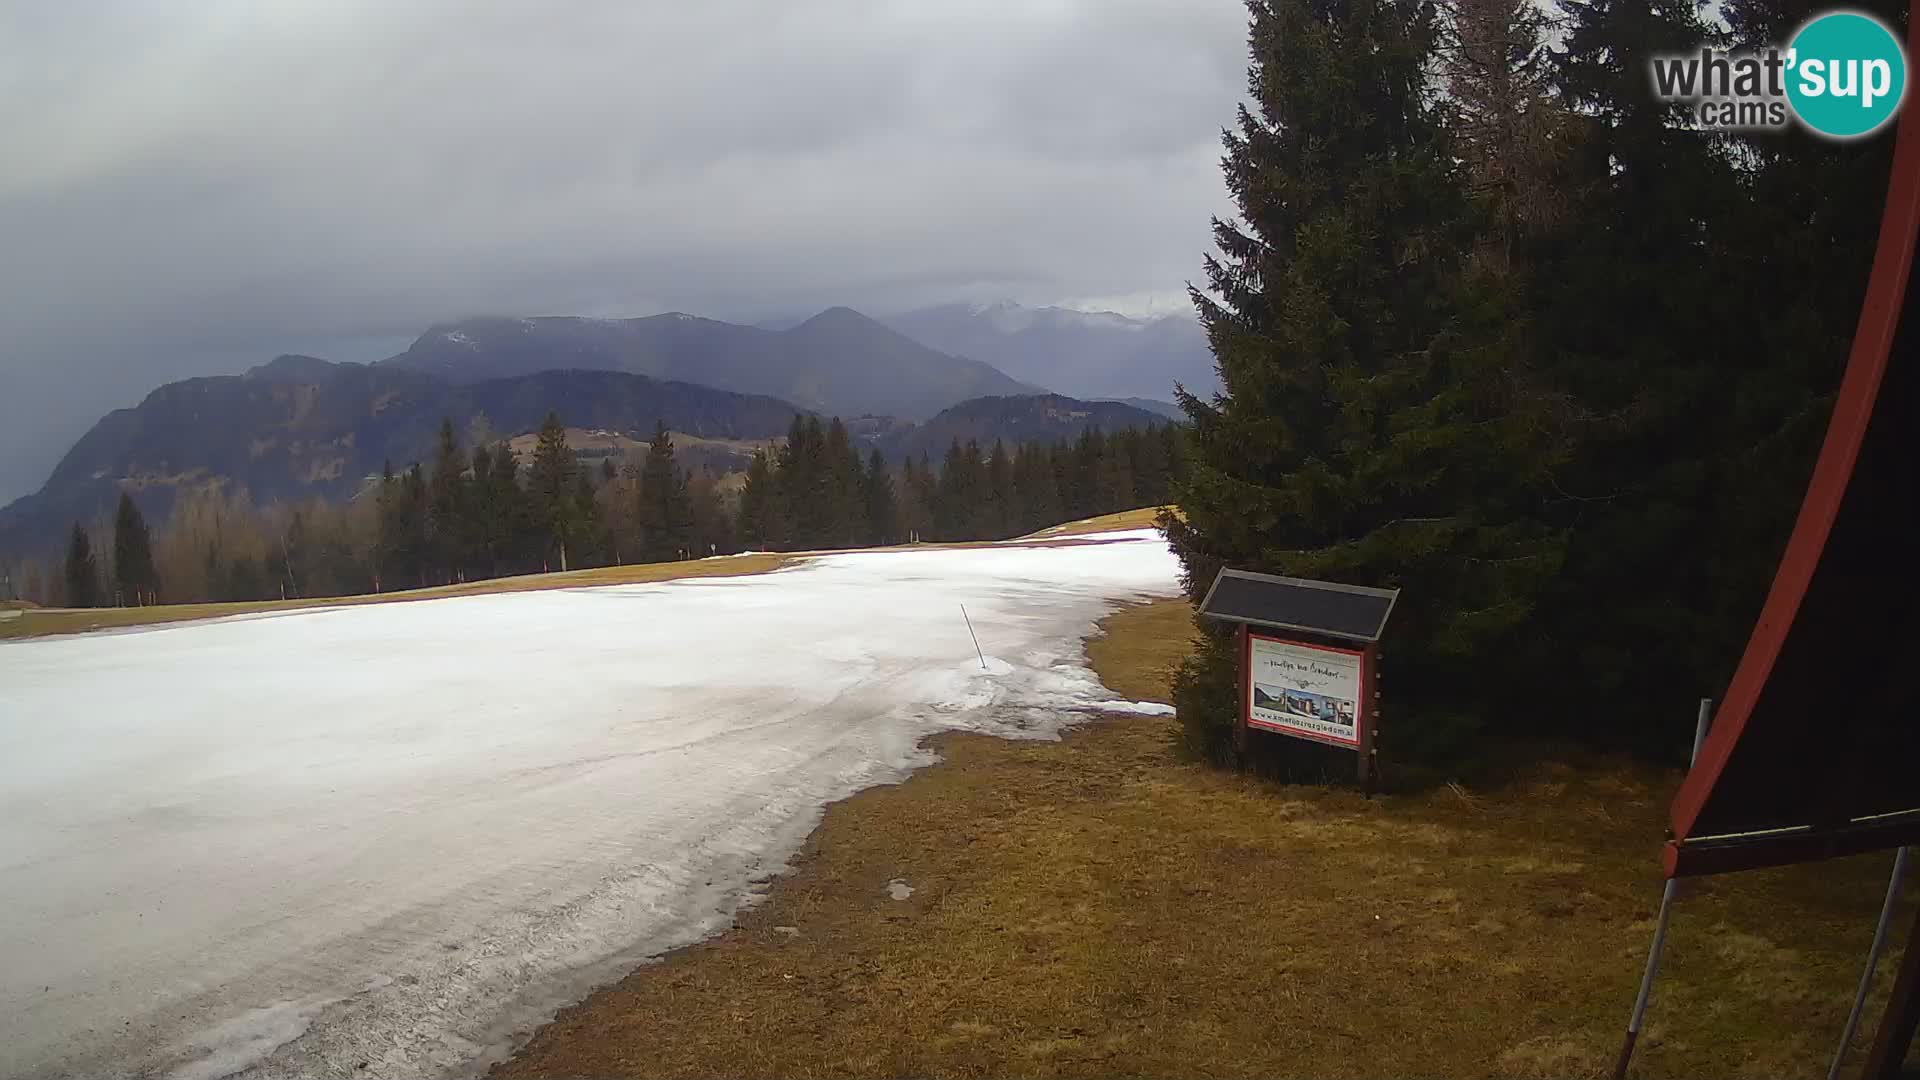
(0, 0), (1246, 503)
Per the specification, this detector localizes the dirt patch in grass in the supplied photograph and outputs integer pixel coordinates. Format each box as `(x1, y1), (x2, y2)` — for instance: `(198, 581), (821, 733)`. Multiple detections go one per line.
(494, 599), (1915, 1079)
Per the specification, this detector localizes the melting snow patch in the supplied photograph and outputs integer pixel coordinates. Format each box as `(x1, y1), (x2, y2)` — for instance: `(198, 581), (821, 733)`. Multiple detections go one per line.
(163, 996), (337, 1080)
(1000, 526), (1163, 545)
(0, 532), (1181, 1080)
(1088, 700), (1177, 716)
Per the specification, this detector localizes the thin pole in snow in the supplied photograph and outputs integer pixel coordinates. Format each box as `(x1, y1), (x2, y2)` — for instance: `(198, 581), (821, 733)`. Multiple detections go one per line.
(961, 604), (986, 670)
(1829, 845), (1913, 1080)
(1611, 697), (1713, 1080)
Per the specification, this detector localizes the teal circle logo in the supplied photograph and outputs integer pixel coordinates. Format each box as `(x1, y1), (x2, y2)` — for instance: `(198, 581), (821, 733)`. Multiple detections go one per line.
(1786, 11), (1907, 138)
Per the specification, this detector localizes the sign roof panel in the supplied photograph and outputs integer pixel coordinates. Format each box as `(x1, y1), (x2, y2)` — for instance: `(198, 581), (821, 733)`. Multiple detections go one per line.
(1198, 568), (1398, 643)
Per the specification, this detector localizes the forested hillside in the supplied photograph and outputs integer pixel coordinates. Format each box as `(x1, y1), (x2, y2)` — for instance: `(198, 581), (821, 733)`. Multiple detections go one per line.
(19, 409), (1183, 607)
(0, 363), (806, 558)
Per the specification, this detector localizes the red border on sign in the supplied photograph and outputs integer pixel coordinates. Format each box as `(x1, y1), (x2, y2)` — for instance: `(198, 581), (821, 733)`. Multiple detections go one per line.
(1243, 629), (1369, 751)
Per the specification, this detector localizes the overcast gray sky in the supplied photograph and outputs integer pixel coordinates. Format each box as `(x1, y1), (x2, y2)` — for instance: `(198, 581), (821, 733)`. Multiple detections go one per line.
(0, 0), (1246, 503)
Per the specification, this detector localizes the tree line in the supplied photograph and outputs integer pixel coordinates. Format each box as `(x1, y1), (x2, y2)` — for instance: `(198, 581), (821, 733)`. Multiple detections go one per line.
(28, 411), (1182, 607)
(1167, 0), (1896, 772)
(738, 414), (1184, 550)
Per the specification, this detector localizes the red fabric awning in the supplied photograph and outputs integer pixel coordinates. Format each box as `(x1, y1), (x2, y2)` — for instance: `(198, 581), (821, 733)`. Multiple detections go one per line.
(1664, 37), (1920, 878)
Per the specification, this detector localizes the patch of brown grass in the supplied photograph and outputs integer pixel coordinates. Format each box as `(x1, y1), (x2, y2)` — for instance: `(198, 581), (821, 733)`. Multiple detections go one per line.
(1082, 597), (1198, 704)
(1, 508), (1182, 642)
(1019, 506), (1174, 540)
(495, 599), (1915, 1079)
(0, 555), (794, 641)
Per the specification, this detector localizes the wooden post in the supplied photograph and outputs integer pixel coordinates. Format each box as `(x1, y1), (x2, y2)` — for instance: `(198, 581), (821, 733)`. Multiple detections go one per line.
(1862, 901), (1920, 1080)
(1233, 624), (1250, 757)
(1359, 644), (1378, 793)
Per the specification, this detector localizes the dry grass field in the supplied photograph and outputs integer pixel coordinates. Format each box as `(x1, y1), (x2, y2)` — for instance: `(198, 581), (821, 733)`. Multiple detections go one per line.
(1, 507), (1179, 643)
(0, 555), (796, 641)
(495, 600), (1915, 1080)
(1018, 506), (1171, 539)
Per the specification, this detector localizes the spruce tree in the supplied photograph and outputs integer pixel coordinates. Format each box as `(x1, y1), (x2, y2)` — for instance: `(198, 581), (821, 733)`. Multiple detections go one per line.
(428, 418), (468, 583)
(738, 449), (781, 549)
(112, 492), (159, 605)
(933, 440), (969, 541)
(399, 465), (430, 587)
(687, 470), (734, 557)
(779, 416), (835, 548)
(906, 453), (938, 542)
(527, 412), (579, 571)
(64, 522), (99, 608)
(637, 422), (693, 562)
(1166, 0), (1567, 771)
(864, 449), (898, 546)
(571, 469), (606, 567)
(1095, 434), (1135, 516)
(985, 441), (1015, 539)
(1129, 426), (1170, 508)
(1441, 0), (1570, 272)
(1013, 442), (1064, 534)
(1521, 0), (1836, 739)
(822, 419), (866, 548)
(488, 442), (525, 574)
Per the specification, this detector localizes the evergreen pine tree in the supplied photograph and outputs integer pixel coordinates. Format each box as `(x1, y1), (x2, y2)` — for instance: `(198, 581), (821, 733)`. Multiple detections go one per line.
(637, 422), (694, 561)
(571, 469), (606, 567)
(1166, 0), (1567, 771)
(1440, 0), (1570, 272)
(864, 449), (898, 546)
(985, 440), (1015, 539)
(1095, 432), (1135, 515)
(904, 453), (938, 542)
(1130, 426), (1170, 508)
(428, 418), (468, 583)
(687, 470), (734, 557)
(1013, 441), (1064, 534)
(399, 465), (430, 587)
(779, 416), (833, 548)
(738, 449), (781, 550)
(480, 442), (526, 576)
(933, 440), (967, 541)
(527, 412), (579, 571)
(112, 492), (159, 605)
(64, 522), (99, 608)
(373, 460), (397, 591)
(1068, 429), (1103, 520)
(1520, 0), (1839, 739)
(822, 419), (866, 548)
(468, 444), (498, 575)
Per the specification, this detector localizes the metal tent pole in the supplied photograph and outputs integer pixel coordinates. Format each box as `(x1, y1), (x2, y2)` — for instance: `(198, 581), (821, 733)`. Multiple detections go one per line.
(1861, 891), (1920, 1080)
(1831, 846), (1913, 1080)
(1610, 697), (1714, 1080)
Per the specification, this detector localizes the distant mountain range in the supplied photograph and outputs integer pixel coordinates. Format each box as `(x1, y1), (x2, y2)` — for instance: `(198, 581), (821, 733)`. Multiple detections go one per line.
(880, 302), (1218, 405)
(382, 307), (1041, 421)
(0, 303), (1197, 559)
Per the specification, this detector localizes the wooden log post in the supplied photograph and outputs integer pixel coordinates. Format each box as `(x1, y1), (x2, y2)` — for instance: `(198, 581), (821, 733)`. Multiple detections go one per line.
(1233, 624), (1250, 758)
